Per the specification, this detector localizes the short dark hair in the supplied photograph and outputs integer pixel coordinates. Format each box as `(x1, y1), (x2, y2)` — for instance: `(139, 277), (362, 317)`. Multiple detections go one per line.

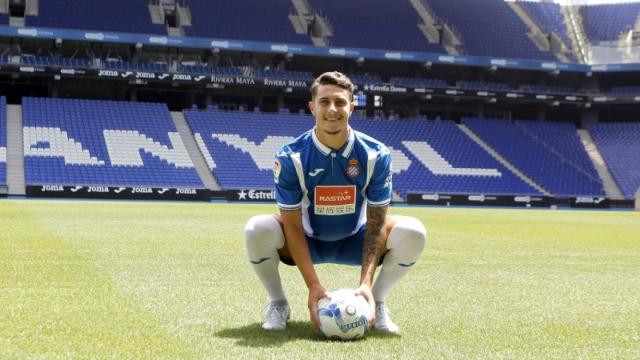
(310, 71), (354, 99)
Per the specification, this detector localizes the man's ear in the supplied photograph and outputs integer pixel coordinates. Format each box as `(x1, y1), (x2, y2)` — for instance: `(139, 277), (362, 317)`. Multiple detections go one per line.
(309, 100), (315, 114)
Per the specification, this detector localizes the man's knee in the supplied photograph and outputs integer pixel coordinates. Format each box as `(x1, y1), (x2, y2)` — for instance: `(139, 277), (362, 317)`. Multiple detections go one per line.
(388, 215), (427, 253)
(244, 215), (284, 249)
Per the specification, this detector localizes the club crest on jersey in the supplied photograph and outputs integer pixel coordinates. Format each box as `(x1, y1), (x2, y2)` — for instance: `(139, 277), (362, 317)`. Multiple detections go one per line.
(274, 160), (282, 183)
(346, 159), (360, 178)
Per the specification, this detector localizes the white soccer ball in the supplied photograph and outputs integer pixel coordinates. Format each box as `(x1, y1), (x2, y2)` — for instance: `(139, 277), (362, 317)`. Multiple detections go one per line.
(317, 289), (371, 340)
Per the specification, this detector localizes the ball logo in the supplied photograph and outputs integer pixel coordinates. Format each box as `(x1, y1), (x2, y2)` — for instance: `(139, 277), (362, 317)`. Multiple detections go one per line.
(346, 159), (360, 178)
(317, 289), (371, 340)
(318, 303), (368, 334)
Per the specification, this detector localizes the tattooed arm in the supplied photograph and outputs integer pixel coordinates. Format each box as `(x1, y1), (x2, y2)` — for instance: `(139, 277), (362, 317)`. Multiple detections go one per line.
(360, 204), (388, 287)
(356, 204), (388, 325)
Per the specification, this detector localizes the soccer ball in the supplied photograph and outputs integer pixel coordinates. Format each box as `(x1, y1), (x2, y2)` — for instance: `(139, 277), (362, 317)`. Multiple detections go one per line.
(317, 289), (371, 340)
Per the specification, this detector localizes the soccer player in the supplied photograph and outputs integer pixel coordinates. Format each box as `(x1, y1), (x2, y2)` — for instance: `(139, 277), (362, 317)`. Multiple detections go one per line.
(244, 71), (427, 333)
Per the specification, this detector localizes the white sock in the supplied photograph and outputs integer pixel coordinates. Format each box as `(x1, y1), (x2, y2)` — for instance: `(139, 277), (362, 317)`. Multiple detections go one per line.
(372, 215), (427, 303)
(244, 215), (287, 302)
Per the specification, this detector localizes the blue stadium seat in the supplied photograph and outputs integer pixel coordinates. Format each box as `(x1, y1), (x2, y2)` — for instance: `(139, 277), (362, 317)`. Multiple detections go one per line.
(185, 108), (540, 198)
(308, 0), (445, 53)
(589, 122), (640, 199)
(463, 118), (604, 197)
(390, 77), (449, 89)
(185, 0), (311, 44)
(517, 1), (573, 53)
(426, 0), (556, 60)
(22, 98), (203, 188)
(26, 0), (166, 34)
(581, 3), (640, 42)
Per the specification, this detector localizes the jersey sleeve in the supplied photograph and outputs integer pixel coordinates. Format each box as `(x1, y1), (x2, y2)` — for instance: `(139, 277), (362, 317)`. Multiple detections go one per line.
(366, 148), (392, 207)
(274, 151), (303, 210)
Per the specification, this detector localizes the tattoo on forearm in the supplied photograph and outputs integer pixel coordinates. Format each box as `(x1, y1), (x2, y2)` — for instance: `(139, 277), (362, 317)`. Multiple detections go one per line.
(361, 205), (387, 282)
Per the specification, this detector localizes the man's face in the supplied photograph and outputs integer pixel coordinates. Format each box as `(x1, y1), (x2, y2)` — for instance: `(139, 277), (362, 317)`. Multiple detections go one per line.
(309, 84), (354, 136)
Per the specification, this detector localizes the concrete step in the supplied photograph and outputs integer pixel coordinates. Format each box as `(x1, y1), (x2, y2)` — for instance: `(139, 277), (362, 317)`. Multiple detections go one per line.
(458, 124), (551, 196)
(171, 111), (220, 190)
(6, 104), (25, 195)
(578, 129), (625, 200)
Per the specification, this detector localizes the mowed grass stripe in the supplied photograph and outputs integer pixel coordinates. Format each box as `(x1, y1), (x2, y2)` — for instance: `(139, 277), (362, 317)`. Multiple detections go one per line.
(0, 201), (194, 359)
(0, 200), (639, 359)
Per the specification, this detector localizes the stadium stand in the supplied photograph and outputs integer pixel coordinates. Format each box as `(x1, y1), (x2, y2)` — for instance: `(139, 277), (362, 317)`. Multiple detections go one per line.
(26, 0), (166, 34)
(515, 120), (600, 180)
(519, 84), (575, 95)
(307, 0), (445, 53)
(253, 68), (315, 81)
(463, 118), (604, 197)
(184, 107), (311, 190)
(22, 98), (203, 188)
(390, 77), (449, 89)
(517, 1), (572, 50)
(580, 2), (640, 42)
(426, 0), (556, 60)
(185, 108), (541, 197)
(1, 97), (6, 185)
(589, 122), (640, 199)
(457, 81), (510, 92)
(609, 86), (640, 94)
(184, 0), (311, 44)
(348, 73), (385, 86)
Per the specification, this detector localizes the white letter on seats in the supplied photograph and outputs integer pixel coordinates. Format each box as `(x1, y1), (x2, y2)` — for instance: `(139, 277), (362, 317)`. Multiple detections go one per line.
(212, 134), (295, 170)
(103, 130), (194, 168)
(23, 127), (105, 165)
(403, 141), (501, 177)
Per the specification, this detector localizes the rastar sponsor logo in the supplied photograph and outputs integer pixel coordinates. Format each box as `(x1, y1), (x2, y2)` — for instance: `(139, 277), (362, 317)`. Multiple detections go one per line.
(314, 185), (356, 216)
(88, 186), (110, 193)
(248, 190), (276, 200)
(132, 187), (153, 194)
(41, 185), (64, 192)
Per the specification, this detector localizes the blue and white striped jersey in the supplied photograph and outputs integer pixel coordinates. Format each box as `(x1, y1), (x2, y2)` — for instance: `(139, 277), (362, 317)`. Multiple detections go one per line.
(274, 127), (392, 242)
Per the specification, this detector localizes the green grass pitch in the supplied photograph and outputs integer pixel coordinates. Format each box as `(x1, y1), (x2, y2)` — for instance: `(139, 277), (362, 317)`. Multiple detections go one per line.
(1, 200), (639, 359)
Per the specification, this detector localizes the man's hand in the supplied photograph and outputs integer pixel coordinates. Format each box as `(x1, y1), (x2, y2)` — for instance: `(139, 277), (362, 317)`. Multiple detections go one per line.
(308, 283), (331, 328)
(354, 283), (376, 329)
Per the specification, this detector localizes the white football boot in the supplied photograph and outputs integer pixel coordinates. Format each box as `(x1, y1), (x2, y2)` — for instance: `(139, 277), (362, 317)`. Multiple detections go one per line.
(374, 303), (400, 334)
(262, 300), (290, 331)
